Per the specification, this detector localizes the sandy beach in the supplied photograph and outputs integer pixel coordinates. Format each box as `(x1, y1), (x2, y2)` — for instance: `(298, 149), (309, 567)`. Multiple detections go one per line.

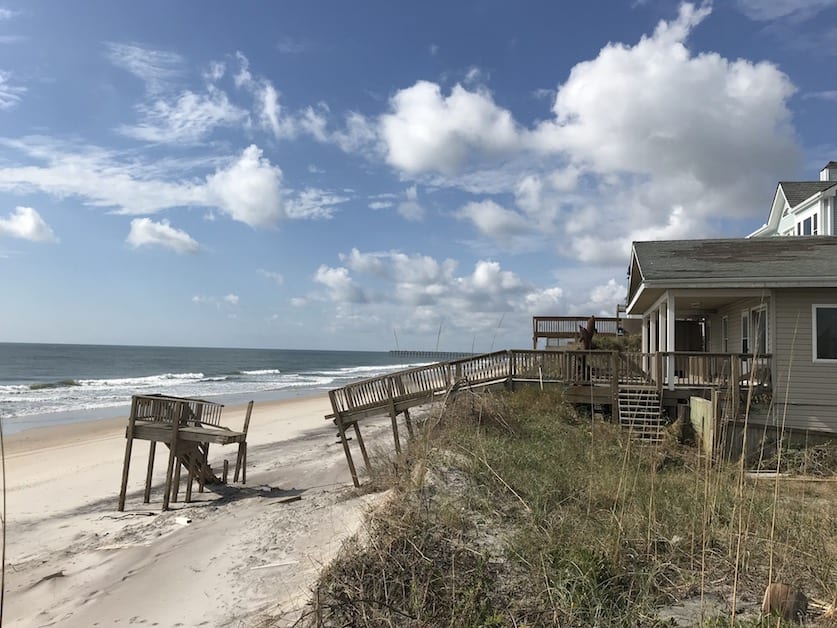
(3, 393), (394, 627)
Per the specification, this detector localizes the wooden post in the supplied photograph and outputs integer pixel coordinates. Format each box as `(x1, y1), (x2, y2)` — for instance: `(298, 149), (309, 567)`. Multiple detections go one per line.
(234, 400), (254, 483)
(222, 459), (229, 484)
(353, 422), (371, 471)
(330, 390), (360, 487)
(387, 379), (401, 454)
(403, 408), (414, 438)
(198, 443), (209, 492)
(161, 400), (182, 511)
(185, 464), (194, 503)
(171, 454), (182, 503)
(118, 396), (139, 512)
(143, 440), (156, 503)
(731, 356), (741, 419)
(610, 351), (619, 411)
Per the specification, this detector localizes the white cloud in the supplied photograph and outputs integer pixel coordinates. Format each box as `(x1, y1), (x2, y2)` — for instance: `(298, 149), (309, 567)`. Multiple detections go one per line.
(735, 0), (837, 20)
(205, 145), (284, 227)
(804, 90), (837, 102)
(0, 140), (291, 229)
(0, 206), (57, 242)
(0, 70), (25, 109)
(299, 105), (330, 142)
(223, 293), (239, 305)
(369, 200), (393, 210)
(457, 200), (532, 240)
(258, 269), (284, 285)
(397, 185), (424, 221)
(276, 36), (314, 54)
(332, 111), (380, 154)
(0, 8), (19, 20)
(379, 81), (521, 175)
(119, 87), (247, 143)
(106, 42), (183, 94)
(285, 187), (348, 219)
(314, 265), (367, 303)
(523, 2), (797, 262)
(126, 218), (199, 254)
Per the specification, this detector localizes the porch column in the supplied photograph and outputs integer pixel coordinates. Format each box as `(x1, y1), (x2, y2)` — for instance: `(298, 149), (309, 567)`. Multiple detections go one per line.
(658, 306), (667, 386)
(649, 313), (657, 353)
(666, 293), (676, 391)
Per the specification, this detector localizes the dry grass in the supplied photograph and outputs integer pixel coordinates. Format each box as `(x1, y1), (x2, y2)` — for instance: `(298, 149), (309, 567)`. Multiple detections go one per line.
(295, 389), (837, 627)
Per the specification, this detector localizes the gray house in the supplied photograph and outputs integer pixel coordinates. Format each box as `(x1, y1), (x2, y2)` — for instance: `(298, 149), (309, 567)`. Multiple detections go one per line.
(625, 236), (837, 435)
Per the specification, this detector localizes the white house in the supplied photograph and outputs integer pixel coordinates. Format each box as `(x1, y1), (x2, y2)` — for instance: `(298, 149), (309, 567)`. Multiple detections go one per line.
(748, 161), (837, 237)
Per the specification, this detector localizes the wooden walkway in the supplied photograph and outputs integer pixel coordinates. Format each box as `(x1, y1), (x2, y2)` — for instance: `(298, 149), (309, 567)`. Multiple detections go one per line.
(326, 349), (772, 486)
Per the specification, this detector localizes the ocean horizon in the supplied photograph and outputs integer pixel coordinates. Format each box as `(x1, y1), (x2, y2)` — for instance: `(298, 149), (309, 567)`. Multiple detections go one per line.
(0, 342), (426, 433)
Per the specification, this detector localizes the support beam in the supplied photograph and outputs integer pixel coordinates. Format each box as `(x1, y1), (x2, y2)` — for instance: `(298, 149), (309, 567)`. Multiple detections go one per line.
(667, 292), (676, 391)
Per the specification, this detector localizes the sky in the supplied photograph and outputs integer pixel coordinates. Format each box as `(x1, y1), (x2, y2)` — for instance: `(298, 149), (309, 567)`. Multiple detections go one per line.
(0, 0), (835, 351)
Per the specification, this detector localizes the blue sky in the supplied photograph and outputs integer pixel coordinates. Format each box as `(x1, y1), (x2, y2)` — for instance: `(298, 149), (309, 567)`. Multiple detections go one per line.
(0, 0), (835, 351)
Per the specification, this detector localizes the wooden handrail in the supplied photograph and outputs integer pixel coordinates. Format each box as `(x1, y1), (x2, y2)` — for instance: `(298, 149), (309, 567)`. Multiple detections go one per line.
(327, 349), (774, 421)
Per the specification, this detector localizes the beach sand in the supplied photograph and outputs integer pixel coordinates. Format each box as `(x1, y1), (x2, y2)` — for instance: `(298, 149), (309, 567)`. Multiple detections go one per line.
(3, 393), (396, 627)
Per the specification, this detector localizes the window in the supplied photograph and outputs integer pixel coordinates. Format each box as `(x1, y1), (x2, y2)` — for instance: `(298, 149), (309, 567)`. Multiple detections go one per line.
(797, 214), (819, 236)
(813, 305), (837, 361)
(722, 316), (729, 352)
(741, 312), (749, 353)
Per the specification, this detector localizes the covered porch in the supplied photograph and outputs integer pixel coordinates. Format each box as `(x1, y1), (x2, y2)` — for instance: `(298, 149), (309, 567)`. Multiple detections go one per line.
(628, 288), (773, 392)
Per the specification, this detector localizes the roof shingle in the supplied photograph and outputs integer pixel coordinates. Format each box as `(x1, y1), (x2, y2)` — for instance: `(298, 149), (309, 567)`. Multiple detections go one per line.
(779, 181), (836, 207)
(633, 237), (837, 282)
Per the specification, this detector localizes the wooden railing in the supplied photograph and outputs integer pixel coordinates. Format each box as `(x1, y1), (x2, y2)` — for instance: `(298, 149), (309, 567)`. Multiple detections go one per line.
(328, 350), (773, 421)
(132, 394), (224, 427)
(533, 316), (620, 338)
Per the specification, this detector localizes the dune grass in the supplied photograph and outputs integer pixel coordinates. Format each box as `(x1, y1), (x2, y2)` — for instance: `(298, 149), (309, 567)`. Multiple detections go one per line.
(300, 388), (837, 626)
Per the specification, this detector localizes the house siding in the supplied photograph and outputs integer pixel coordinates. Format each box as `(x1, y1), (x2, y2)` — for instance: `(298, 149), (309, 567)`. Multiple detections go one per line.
(772, 288), (837, 433)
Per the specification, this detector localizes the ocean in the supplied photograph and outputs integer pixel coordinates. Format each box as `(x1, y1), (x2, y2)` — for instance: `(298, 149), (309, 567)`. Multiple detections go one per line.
(0, 343), (425, 433)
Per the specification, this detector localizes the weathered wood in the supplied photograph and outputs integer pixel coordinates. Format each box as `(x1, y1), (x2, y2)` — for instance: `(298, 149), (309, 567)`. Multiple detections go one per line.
(234, 400), (254, 483)
(353, 422), (371, 471)
(118, 395), (249, 509)
(118, 396), (139, 512)
(143, 440), (156, 504)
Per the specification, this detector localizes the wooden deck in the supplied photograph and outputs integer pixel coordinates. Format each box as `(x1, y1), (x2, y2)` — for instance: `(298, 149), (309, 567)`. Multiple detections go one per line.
(327, 349), (772, 486)
(118, 394), (253, 511)
(533, 316), (621, 349)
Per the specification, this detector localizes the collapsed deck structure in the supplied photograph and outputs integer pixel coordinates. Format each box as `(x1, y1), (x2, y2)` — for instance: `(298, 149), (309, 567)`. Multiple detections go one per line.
(118, 394), (252, 511)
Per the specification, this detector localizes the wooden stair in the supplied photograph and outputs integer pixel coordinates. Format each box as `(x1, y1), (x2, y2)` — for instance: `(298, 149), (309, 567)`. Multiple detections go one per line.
(171, 441), (221, 486)
(618, 384), (665, 442)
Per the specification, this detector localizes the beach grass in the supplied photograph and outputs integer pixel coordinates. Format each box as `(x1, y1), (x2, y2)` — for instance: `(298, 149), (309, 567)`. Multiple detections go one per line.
(299, 388), (837, 626)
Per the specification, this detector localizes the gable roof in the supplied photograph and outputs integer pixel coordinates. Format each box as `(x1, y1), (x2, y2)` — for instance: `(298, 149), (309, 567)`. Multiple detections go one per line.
(779, 181), (837, 207)
(627, 237), (837, 313)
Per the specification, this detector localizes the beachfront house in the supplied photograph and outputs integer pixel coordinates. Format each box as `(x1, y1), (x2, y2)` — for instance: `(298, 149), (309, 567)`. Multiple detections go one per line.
(748, 161), (837, 238)
(625, 236), (837, 437)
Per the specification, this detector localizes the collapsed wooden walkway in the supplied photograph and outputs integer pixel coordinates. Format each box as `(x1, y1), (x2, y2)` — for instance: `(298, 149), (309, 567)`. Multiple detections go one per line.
(326, 349), (772, 486)
(118, 394), (253, 511)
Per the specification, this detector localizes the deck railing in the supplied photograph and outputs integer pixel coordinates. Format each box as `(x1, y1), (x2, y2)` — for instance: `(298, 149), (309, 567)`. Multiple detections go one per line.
(328, 349), (773, 421)
(532, 316), (620, 348)
(132, 394), (224, 427)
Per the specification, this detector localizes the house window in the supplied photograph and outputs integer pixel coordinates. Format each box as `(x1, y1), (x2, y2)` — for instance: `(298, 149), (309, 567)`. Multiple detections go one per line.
(722, 316), (729, 352)
(813, 305), (837, 361)
(741, 312), (749, 353)
(797, 215), (818, 235)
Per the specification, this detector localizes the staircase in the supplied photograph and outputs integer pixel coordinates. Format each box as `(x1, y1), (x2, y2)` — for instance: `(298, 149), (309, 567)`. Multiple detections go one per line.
(618, 384), (665, 442)
(171, 441), (221, 486)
